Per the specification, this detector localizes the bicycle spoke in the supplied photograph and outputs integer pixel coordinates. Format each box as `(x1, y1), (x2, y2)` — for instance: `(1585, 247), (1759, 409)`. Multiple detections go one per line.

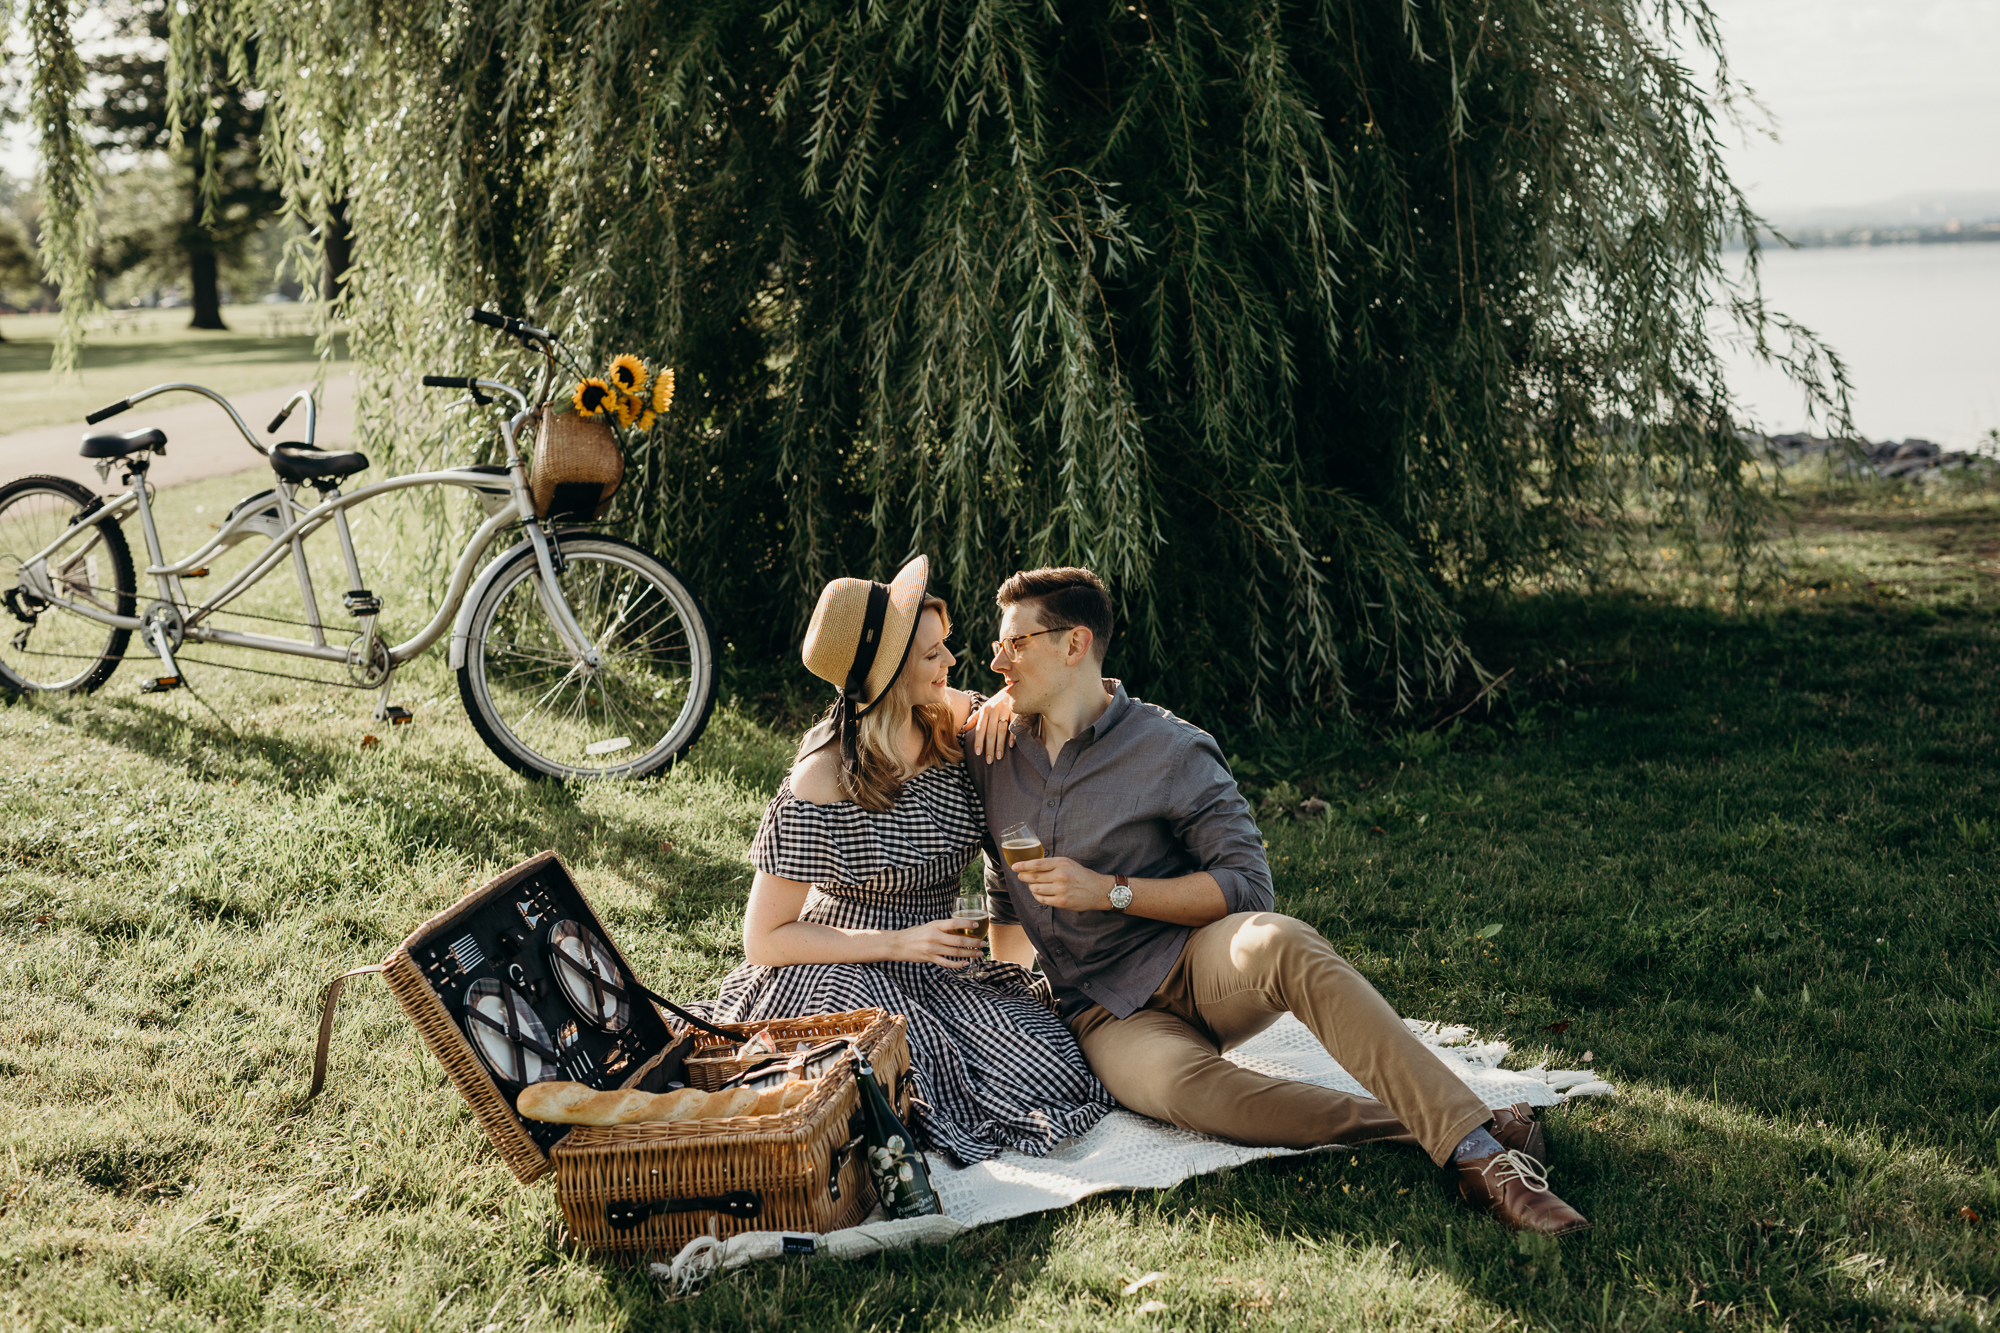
(464, 541), (713, 779)
(0, 480), (133, 693)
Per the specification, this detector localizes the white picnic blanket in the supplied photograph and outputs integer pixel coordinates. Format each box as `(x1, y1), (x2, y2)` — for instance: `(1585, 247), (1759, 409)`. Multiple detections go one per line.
(652, 1014), (1613, 1287)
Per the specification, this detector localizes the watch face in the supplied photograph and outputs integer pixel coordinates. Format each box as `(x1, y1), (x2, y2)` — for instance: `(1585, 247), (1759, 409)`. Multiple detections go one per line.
(1110, 884), (1133, 910)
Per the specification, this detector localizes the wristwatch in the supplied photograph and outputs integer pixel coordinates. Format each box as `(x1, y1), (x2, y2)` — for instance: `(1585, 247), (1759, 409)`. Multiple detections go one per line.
(1107, 874), (1133, 912)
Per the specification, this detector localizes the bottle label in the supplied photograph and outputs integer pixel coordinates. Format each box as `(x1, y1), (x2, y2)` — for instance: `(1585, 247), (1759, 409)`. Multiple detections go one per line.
(866, 1132), (939, 1219)
(853, 1057), (941, 1218)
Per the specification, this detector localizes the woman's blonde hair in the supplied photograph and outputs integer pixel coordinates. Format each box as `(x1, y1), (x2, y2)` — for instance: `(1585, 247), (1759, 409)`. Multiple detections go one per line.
(837, 595), (962, 812)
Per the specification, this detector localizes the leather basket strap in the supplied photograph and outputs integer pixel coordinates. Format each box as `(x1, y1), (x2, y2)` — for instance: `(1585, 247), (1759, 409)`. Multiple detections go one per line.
(630, 980), (741, 1041)
(306, 964), (386, 1103)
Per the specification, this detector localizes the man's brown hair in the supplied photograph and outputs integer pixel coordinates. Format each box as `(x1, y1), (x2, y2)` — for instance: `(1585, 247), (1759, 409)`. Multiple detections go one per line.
(996, 566), (1115, 664)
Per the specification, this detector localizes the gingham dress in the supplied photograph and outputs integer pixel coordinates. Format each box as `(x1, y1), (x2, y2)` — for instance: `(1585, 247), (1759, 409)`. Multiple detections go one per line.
(708, 744), (1115, 1165)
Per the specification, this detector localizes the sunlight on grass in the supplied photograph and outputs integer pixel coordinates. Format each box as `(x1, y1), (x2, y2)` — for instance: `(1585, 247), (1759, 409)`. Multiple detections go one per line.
(1, 468), (1996, 1330)
(0, 305), (348, 434)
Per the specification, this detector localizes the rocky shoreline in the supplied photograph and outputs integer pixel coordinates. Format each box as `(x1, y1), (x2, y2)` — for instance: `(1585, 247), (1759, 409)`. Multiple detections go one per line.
(1752, 433), (1998, 482)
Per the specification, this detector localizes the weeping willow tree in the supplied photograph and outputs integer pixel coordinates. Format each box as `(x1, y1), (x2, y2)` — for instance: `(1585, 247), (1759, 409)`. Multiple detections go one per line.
(13, 0), (1847, 721)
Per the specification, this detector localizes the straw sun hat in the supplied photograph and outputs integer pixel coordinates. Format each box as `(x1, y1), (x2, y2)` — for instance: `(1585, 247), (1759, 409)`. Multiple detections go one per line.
(801, 555), (931, 765)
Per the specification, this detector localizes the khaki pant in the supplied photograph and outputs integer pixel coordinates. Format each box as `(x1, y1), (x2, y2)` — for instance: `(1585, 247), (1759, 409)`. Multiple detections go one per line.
(1071, 913), (1491, 1166)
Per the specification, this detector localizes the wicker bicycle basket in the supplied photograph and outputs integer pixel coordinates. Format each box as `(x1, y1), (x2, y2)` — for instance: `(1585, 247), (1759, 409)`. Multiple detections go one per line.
(552, 1009), (911, 1258)
(527, 406), (624, 521)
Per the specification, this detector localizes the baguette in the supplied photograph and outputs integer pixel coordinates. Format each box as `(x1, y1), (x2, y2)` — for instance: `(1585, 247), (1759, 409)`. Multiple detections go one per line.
(651, 1087), (712, 1122)
(516, 1082), (722, 1125)
(516, 1079), (810, 1125)
(516, 1081), (623, 1125)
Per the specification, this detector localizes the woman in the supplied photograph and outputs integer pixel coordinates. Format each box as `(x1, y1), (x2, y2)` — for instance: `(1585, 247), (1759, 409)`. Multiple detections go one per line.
(708, 555), (1114, 1163)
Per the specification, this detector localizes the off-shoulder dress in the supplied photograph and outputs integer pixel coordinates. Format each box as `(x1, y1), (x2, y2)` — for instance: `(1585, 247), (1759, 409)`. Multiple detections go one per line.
(708, 745), (1114, 1165)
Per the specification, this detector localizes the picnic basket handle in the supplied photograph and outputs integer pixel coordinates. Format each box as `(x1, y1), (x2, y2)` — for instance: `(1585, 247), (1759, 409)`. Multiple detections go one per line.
(607, 1189), (762, 1232)
(305, 965), (387, 1102)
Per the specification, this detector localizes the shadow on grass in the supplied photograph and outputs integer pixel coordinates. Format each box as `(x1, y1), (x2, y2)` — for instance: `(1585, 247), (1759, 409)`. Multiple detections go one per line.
(11, 546), (1999, 1331)
(50, 685), (777, 901)
(0, 333), (349, 377)
(582, 1087), (1995, 1333)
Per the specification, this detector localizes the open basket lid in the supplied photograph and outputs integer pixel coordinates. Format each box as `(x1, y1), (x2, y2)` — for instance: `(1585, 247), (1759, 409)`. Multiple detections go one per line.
(377, 851), (694, 1184)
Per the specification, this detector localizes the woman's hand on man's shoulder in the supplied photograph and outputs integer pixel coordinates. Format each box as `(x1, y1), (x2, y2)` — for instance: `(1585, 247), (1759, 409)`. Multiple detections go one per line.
(961, 687), (1017, 762)
(789, 747), (846, 805)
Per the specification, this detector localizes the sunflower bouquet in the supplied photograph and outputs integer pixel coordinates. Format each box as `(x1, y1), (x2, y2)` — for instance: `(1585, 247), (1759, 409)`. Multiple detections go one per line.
(564, 354), (676, 432)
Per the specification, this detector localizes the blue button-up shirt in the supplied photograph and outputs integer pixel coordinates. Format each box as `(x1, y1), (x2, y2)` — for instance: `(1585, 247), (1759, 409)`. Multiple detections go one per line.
(964, 681), (1274, 1021)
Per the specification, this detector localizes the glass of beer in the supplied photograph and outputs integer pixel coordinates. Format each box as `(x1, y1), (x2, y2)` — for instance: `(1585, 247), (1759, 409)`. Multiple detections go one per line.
(950, 890), (992, 977)
(999, 821), (1044, 868)
(950, 892), (990, 941)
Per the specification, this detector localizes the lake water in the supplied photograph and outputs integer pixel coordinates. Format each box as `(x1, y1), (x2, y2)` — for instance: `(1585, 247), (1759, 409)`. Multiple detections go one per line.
(1721, 243), (2000, 449)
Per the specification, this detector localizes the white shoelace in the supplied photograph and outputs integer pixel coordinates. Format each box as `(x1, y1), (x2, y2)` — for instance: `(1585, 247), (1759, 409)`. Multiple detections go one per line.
(1479, 1148), (1552, 1194)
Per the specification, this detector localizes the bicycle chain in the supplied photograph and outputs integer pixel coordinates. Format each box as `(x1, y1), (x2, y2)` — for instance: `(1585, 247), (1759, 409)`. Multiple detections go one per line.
(8, 596), (383, 690)
(7, 642), (380, 689)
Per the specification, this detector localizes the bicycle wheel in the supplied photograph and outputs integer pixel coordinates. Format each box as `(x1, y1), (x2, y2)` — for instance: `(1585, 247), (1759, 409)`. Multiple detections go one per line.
(0, 474), (137, 695)
(458, 533), (717, 780)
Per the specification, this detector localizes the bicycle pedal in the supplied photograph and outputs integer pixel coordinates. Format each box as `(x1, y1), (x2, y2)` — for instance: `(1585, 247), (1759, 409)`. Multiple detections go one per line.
(343, 589), (382, 616)
(140, 676), (182, 694)
(381, 705), (414, 725)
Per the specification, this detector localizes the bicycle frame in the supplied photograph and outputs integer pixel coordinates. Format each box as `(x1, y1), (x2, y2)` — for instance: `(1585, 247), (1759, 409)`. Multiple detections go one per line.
(16, 377), (603, 678)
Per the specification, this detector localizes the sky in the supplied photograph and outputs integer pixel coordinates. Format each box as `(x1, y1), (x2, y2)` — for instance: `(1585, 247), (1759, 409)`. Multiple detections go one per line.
(3, 2), (1997, 215)
(1710, 0), (2000, 216)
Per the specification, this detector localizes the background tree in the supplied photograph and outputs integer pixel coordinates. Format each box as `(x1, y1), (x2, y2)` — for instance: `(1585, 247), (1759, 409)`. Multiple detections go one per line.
(16, 0), (1848, 722)
(0, 172), (45, 338)
(87, 0), (281, 329)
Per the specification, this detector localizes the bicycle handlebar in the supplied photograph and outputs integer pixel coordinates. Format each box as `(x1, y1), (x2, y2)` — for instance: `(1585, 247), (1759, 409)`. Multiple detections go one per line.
(422, 373), (518, 411)
(466, 307), (553, 344)
(86, 399), (132, 426)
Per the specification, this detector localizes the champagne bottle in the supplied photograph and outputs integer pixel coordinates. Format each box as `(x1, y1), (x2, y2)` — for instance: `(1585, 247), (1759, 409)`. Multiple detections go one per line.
(851, 1053), (940, 1219)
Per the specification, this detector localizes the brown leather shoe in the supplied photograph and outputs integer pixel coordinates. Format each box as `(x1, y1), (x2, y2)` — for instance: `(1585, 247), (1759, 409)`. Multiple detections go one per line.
(1489, 1103), (1547, 1167)
(1457, 1149), (1590, 1235)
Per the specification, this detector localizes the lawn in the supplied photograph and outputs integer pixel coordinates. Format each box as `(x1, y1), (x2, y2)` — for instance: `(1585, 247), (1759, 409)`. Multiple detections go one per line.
(0, 465), (1996, 1332)
(0, 306), (346, 434)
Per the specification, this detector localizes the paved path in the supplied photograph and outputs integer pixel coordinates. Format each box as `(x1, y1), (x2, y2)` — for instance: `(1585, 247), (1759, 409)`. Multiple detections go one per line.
(0, 373), (358, 491)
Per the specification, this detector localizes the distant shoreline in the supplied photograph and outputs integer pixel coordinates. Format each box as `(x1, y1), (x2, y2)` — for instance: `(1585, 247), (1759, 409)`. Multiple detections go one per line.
(1729, 224), (2000, 252)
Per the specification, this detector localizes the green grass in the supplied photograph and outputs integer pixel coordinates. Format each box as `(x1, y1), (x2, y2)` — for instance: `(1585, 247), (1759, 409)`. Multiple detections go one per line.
(2, 468), (1998, 1331)
(0, 306), (346, 434)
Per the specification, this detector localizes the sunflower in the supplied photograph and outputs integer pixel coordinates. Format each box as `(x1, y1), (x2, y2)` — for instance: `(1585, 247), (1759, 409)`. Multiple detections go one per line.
(611, 391), (641, 428)
(573, 378), (613, 417)
(636, 408), (657, 432)
(607, 354), (648, 394)
(652, 367), (676, 416)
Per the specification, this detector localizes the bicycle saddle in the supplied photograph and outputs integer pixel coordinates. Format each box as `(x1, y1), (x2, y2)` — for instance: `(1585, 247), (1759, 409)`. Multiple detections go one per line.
(80, 427), (166, 459)
(269, 442), (370, 483)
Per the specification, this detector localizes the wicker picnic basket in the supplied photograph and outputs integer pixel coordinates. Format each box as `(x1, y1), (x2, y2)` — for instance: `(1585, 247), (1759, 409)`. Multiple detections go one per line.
(527, 406), (624, 521)
(553, 1009), (910, 1256)
(336, 852), (913, 1259)
(374, 852), (689, 1186)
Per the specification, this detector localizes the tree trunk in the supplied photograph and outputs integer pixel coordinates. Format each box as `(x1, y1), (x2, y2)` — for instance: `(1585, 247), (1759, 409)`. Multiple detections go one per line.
(185, 126), (227, 331)
(188, 248), (226, 329)
(323, 196), (353, 303)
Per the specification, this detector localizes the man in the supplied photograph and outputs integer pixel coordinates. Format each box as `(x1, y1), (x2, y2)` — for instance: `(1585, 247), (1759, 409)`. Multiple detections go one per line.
(965, 566), (1588, 1235)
